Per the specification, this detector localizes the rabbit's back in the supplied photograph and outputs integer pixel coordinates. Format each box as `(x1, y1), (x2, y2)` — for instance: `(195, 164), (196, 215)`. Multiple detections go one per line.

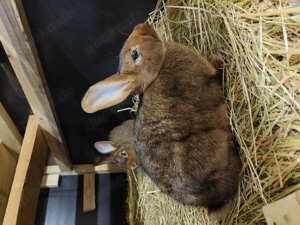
(109, 120), (134, 144)
(134, 42), (241, 208)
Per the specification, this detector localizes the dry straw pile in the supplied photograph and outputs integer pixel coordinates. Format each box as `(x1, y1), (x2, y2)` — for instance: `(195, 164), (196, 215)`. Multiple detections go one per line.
(127, 0), (300, 224)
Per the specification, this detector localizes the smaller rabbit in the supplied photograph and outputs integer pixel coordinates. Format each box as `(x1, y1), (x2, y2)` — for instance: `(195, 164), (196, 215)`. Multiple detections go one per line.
(94, 120), (139, 170)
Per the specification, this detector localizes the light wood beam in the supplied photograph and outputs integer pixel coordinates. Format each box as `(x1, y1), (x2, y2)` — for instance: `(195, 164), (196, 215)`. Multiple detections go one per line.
(0, 0), (72, 171)
(3, 116), (48, 225)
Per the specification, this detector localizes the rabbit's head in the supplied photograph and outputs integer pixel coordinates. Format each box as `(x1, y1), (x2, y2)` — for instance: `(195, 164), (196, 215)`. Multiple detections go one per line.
(94, 141), (139, 169)
(82, 24), (165, 113)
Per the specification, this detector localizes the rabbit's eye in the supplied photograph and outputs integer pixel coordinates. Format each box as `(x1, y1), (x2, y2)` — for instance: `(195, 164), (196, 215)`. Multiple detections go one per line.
(131, 50), (139, 61)
(121, 151), (128, 157)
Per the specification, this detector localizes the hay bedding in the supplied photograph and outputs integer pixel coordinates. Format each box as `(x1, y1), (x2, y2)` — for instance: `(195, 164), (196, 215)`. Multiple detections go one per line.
(127, 1), (300, 224)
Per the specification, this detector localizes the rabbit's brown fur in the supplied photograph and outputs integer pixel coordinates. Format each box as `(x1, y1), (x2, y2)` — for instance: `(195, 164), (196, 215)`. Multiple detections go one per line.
(129, 26), (242, 216)
(82, 24), (242, 219)
(94, 120), (139, 169)
(109, 120), (138, 169)
(109, 120), (134, 144)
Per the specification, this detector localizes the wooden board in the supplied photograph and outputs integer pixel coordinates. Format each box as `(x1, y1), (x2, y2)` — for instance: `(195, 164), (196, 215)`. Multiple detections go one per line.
(3, 116), (48, 225)
(263, 191), (300, 225)
(41, 175), (60, 188)
(0, 142), (17, 196)
(0, 142), (18, 225)
(83, 174), (96, 212)
(0, 0), (71, 171)
(44, 164), (126, 176)
(0, 103), (22, 153)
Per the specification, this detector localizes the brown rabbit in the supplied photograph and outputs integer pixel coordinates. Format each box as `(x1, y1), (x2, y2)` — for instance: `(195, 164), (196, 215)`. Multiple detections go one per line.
(82, 24), (242, 220)
(94, 120), (139, 170)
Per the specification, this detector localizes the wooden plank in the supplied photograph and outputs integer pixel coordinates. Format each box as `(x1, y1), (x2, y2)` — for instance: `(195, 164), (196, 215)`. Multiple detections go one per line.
(41, 174), (60, 188)
(0, 195), (9, 225)
(3, 116), (48, 225)
(83, 174), (96, 212)
(44, 164), (126, 176)
(0, 142), (18, 225)
(0, 0), (71, 171)
(263, 191), (300, 225)
(0, 142), (17, 195)
(0, 103), (22, 153)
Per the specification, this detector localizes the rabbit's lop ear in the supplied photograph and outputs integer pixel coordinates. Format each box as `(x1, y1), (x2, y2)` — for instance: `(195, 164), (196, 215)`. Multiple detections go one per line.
(94, 141), (118, 154)
(82, 73), (138, 113)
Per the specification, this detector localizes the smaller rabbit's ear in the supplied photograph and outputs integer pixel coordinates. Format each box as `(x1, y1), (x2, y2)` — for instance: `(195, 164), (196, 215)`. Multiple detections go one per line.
(94, 141), (118, 154)
(82, 73), (138, 113)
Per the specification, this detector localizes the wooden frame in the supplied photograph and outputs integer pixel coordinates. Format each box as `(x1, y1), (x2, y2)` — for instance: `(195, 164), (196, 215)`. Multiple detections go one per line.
(44, 164), (125, 176)
(83, 174), (96, 212)
(3, 116), (48, 225)
(0, 142), (18, 225)
(0, 1), (126, 224)
(1, 114), (125, 224)
(0, 0), (71, 172)
(0, 103), (23, 153)
(0, 103), (20, 225)
(0, 0), (129, 172)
